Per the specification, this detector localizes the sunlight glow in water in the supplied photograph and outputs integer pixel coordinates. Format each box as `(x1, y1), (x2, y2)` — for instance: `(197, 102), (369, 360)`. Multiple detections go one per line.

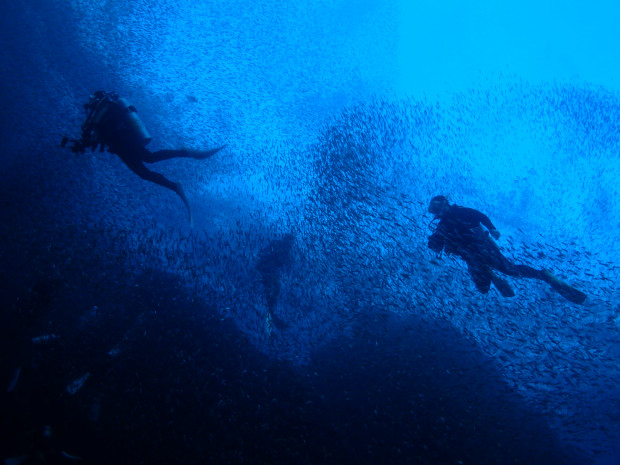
(397, 0), (620, 97)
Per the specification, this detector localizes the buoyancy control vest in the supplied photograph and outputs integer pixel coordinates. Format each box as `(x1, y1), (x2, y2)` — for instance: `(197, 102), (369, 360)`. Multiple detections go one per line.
(76, 91), (152, 152)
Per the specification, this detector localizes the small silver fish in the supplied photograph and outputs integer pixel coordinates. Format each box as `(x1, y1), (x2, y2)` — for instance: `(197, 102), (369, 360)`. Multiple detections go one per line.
(7, 366), (21, 392)
(32, 334), (59, 344)
(66, 373), (90, 395)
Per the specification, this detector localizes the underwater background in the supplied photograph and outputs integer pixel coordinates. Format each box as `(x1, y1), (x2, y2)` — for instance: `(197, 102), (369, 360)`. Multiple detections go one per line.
(1, 0), (619, 464)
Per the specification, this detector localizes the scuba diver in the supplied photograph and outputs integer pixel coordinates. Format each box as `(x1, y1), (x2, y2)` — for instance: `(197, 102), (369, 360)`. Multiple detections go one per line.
(427, 195), (587, 304)
(62, 91), (225, 224)
(256, 233), (296, 331)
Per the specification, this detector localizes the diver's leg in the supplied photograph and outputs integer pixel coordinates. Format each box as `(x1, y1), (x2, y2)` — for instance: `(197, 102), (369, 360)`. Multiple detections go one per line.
(484, 237), (544, 279)
(262, 272), (281, 313)
(490, 272), (515, 297)
(499, 257), (586, 303)
(502, 261), (544, 280)
(484, 237), (586, 303)
(466, 260), (492, 294)
(143, 146), (226, 163)
(120, 158), (193, 225)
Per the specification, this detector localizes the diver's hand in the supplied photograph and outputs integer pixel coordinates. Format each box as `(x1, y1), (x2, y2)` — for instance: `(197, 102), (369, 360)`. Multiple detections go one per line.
(490, 229), (500, 240)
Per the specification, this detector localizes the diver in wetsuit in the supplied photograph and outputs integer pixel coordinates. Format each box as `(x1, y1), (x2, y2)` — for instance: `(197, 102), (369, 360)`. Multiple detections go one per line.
(256, 233), (296, 330)
(62, 91), (225, 224)
(427, 195), (587, 304)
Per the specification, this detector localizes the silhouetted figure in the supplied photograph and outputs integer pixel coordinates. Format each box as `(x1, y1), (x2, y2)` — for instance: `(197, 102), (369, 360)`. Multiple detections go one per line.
(62, 91), (225, 224)
(427, 196), (586, 304)
(256, 234), (296, 329)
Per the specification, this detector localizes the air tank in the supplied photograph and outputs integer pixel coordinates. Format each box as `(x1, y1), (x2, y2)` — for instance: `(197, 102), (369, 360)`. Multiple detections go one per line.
(116, 97), (152, 146)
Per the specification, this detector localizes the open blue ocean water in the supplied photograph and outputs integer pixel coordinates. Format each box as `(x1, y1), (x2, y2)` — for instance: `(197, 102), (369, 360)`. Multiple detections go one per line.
(1, 1), (619, 464)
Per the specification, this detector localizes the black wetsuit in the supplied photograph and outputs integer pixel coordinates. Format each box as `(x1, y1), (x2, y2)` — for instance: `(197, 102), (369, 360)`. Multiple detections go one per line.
(428, 205), (544, 293)
(256, 234), (295, 329)
(96, 101), (190, 193)
(82, 95), (225, 224)
(63, 92), (225, 224)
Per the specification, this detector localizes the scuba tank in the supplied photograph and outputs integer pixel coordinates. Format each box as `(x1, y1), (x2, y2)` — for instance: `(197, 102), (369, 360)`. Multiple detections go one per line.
(63, 91), (152, 153)
(113, 97), (152, 147)
(80, 91), (151, 150)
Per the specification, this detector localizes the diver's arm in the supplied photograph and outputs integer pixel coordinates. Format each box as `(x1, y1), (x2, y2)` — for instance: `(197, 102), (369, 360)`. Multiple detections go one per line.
(428, 232), (444, 253)
(116, 151), (193, 224)
(476, 212), (500, 239)
(457, 207), (499, 237)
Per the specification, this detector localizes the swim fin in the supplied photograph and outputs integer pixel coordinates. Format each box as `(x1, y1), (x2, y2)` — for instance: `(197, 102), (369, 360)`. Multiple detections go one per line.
(174, 183), (193, 227)
(541, 270), (587, 304)
(490, 272), (515, 297)
(188, 145), (226, 159)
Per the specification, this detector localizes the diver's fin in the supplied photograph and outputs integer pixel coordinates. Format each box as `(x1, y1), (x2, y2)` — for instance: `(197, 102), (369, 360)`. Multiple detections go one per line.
(190, 145), (226, 159)
(554, 285), (587, 304)
(175, 183), (193, 227)
(541, 270), (587, 304)
(490, 272), (515, 297)
(7, 366), (21, 392)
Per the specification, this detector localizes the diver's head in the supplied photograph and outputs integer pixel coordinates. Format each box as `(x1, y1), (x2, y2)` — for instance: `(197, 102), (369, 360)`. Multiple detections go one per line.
(84, 91), (105, 110)
(84, 91), (117, 111)
(428, 195), (449, 217)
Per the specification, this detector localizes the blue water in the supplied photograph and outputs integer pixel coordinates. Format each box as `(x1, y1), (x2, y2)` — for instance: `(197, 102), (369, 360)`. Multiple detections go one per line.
(1, 1), (619, 464)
